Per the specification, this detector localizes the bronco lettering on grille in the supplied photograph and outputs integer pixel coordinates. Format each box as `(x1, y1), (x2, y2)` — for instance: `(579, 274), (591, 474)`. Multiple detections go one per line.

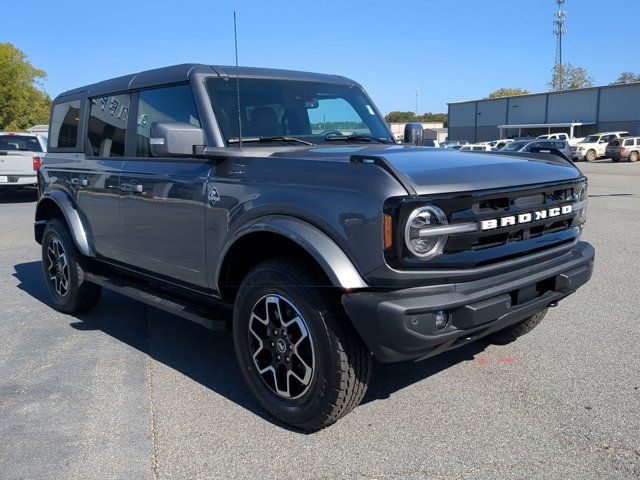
(480, 205), (573, 231)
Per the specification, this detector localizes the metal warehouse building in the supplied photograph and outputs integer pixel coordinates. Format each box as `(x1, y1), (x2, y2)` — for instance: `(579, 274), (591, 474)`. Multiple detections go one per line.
(448, 82), (640, 142)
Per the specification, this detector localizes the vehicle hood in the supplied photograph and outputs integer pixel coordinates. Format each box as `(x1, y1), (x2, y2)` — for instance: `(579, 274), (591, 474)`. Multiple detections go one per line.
(270, 145), (582, 195)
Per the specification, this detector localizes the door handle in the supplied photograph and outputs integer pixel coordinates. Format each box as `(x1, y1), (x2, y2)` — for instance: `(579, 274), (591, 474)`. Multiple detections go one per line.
(71, 177), (88, 187)
(120, 183), (143, 193)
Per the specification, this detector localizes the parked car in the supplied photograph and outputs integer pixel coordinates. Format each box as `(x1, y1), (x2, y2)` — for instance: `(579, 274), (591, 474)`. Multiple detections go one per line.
(0, 132), (47, 192)
(499, 139), (536, 152)
(459, 144), (493, 151)
(36, 63), (594, 431)
(605, 137), (640, 162)
(572, 132), (629, 161)
(536, 133), (584, 146)
(484, 139), (514, 150)
(498, 139), (572, 160)
(522, 140), (573, 160)
(440, 140), (469, 148)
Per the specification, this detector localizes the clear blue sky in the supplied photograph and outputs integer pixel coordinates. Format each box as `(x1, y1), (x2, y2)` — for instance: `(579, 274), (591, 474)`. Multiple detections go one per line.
(7, 0), (640, 115)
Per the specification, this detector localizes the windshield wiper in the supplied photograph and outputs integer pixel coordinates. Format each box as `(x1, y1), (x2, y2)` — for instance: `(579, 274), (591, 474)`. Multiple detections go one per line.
(324, 134), (392, 144)
(228, 136), (315, 146)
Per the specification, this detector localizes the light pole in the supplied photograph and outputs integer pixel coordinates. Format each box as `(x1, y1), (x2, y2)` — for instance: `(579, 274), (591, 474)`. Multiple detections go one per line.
(415, 87), (420, 116)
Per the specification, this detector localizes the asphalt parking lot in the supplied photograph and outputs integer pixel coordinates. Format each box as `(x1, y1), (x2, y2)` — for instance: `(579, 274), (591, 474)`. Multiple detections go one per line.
(1, 159), (639, 480)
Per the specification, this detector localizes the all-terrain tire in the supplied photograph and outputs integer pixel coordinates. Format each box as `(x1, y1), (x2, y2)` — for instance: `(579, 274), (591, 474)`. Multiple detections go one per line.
(41, 218), (102, 313)
(233, 258), (372, 431)
(485, 308), (548, 345)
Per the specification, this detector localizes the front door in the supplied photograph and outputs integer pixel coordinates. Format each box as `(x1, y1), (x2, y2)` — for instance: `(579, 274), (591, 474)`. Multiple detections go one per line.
(117, 84), (210, 288)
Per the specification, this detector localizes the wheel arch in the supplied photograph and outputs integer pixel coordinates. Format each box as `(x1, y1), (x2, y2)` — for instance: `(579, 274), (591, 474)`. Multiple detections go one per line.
(34, 190), (94, 257)
(216, 216), (367, 303)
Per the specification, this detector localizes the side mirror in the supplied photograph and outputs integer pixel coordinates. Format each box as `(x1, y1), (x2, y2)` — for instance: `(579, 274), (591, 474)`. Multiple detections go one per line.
(403, 123), (424, 145)
(150, 122), (205, 157)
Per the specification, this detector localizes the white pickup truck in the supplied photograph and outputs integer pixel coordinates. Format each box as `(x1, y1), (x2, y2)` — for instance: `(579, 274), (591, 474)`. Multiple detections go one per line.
(571, 131), (630, 162)
(0, 132), (47, 191)
(536, 133), (584, 147)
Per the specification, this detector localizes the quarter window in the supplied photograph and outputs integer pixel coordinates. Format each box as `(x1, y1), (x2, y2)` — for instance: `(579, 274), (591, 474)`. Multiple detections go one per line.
(624, 139), (633, 146)
(135, 84), (201, 157)
(87, 94), (130, 157)
(49, 100), (81, 149)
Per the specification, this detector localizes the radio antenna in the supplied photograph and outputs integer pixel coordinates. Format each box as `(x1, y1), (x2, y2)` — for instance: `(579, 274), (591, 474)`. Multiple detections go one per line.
(234, 11), (242, 150)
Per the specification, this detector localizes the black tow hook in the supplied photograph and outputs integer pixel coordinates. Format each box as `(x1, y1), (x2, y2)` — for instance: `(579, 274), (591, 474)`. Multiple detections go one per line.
(548, 301), (559, 308)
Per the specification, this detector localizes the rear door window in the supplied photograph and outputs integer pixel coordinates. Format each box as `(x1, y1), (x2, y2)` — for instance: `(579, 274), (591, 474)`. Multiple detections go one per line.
(623, 139), (633, 146)
(49, 100), (81, 149)
(135, 84), (201, 157)
(87, 94), (130, 157)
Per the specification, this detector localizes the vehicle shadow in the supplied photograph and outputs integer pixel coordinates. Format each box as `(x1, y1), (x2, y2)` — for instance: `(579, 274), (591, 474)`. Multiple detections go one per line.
(0, 188), (38, 204)
(13, 260), (489, 431)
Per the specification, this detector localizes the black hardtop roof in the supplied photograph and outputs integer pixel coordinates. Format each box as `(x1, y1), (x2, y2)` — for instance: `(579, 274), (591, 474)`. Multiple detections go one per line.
(55, 63), (358, 101)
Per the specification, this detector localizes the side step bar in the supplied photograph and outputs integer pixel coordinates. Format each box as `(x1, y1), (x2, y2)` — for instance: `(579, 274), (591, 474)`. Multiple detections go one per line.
(85, 272), (228, 331)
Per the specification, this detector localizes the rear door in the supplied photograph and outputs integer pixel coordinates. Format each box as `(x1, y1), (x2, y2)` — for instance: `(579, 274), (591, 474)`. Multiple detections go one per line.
(118, 84), (210, 287)
(76, 93), (130, 259)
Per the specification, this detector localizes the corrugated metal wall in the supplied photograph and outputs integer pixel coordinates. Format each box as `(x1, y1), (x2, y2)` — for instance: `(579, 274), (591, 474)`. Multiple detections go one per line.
(547, 89), (598, 123)
(448, 102), (476, 127)
(506, 95), (546, 124)
(477, 99), (507, 126)
(448, 83), (640, 141)
(599, 84), (640, 122)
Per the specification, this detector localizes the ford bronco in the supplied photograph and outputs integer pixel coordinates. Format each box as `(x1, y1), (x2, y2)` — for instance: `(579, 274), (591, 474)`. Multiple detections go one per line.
(35, 64), (594, 430)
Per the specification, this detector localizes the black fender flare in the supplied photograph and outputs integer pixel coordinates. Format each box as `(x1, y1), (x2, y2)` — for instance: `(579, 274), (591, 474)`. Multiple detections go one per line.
(216, 215), (367, 290)
(35, 190), (94, 257)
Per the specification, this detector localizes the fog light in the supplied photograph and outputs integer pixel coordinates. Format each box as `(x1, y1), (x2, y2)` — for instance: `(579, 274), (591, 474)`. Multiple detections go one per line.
(435, 310), (448, 329)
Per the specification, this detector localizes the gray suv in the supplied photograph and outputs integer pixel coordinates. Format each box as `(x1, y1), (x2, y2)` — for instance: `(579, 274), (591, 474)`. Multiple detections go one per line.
(36, 64), (594, 430)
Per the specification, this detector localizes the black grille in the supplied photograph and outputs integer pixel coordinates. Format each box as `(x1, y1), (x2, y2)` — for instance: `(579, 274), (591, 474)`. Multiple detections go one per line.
(391, 179), (585, 269)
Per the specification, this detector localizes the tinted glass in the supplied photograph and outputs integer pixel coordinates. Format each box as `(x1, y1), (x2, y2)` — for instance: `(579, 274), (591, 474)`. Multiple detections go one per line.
(87, 94), (130, 157)
(136, 84), (201, 157)
(623, 139), (633, 146)
(49, 100), (81, 148)
(0, 135), (43, 152)
(206, 78), (392, 145)
(609, 140), (620, 147)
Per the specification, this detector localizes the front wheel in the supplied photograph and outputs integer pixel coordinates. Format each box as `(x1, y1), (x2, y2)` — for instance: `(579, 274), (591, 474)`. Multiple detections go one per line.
(233, 258), (372, 431)
(41, 218), (102, 313)
(585, 149), (597, 162)
(485, 308), (548, 345)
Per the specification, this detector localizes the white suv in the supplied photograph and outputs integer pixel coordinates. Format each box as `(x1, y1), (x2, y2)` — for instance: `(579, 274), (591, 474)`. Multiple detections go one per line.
(0, 132), (47, 191)
(572, 132), (629, 162)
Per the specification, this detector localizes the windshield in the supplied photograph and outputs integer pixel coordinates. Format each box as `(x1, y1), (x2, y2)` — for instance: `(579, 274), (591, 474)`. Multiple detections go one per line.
(206, 78), (393, 146)
(0, 135), (43, 152)
(582, 135), (600, 143)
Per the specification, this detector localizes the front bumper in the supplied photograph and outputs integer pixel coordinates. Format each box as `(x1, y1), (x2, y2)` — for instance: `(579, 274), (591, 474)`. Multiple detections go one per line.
(342, 241), (594, 363)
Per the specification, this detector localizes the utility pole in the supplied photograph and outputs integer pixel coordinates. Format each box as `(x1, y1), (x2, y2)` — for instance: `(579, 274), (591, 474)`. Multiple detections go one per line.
(553, 0), (567, 90)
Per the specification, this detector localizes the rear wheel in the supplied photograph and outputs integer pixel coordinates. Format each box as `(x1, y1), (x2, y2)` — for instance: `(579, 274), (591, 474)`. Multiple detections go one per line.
(41, 218), (102, 313)
(233, 258), (372, 431)
(485, 308), (548, 345)
(629, 151), (639, 162)
(585, 149), (597, 162)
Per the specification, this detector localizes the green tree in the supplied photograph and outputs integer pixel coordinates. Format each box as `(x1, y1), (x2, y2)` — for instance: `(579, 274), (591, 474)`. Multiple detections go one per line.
(0, 42), (51, 131)
(385, 111), (417, 123)
(610, 72), (640, 85)
(548, 63), (594, 91)
(384, 111), (448, 126)
(487, 87), (530, 98)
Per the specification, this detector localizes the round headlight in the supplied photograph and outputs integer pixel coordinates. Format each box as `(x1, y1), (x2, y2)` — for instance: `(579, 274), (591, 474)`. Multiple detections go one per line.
(404, 205), (449, 259)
